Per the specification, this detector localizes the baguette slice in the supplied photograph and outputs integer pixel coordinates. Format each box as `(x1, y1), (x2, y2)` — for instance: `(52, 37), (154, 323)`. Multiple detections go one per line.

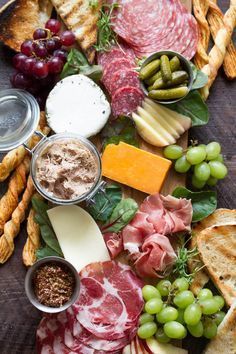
(189, 209), (236, 295)
(197, 224), (236, 306)
(50, 0), (102, 63)
(203, 301), (236, 354)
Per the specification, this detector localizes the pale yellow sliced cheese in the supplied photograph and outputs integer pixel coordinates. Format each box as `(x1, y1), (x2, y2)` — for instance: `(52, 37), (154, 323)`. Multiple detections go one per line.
(47, 205), (110, 272)
(146, 338), (188, 354)
(142, 101), (180, 139)
(137, 106), (176, 144)
(132, 113), (169, 146)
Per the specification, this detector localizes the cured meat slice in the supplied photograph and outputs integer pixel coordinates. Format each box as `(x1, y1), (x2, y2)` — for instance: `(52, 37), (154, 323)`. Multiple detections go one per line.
(74, 261), (143, 340)
(111, 86), (144, 118)
(109, 69), (140, 95)
(97, 44), (135, 68)
(102, 59), (135, 92)
(103, 232), (124, 258)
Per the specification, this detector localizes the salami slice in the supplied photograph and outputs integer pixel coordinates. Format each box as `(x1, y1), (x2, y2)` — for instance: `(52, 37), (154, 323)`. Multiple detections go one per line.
(109, 69), (140, 95)
(97, 45), (135, 68)
(102, 59), (135, 92)
(111, 87), (144, 118)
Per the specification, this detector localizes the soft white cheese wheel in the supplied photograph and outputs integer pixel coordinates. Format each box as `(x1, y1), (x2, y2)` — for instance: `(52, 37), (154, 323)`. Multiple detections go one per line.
(46, 74), (110, 137)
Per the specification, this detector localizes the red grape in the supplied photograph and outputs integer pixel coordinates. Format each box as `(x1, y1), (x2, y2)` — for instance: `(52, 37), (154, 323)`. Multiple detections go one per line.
(12, 53), (27, 70)
(11, 72), (33, 89)
(22, 57), (36, 74)
(21, 40), (34, 56)
(53, 37), (62, 50)
(33, 42), (48, 58)
(60, 31), (76, 46)
(45, 19), (61, 34)
(53, 49), (68, 63)
(46, 38), (56, 53)
(33, 28), (47, 40)
(32, 61), (49, 78)
(48, 56), (64, 74)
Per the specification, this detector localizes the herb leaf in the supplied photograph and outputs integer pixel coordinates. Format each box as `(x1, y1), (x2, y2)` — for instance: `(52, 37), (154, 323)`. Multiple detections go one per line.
(168, 90), (209, 127)
(172, 187), (217, 223)
(102, 198), (138, 233)
(87, 184), (122, 222)
(189, 62), (208, 90)
(36, 245), (62, 260)
(101, 116), (139, 149)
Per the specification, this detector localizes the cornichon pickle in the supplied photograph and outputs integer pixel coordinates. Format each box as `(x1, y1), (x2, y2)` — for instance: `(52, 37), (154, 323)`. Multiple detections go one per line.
(160, 55), (172, 82)
(152, 71), (189, 89)
(145, 56), (181, 85)
(139, 59), (161, 80)
(148, 87), (189, 100)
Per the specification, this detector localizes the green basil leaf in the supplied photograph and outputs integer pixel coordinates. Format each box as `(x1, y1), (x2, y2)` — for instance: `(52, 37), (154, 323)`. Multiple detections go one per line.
(192, 71), (208, 90)
(36, 245), (62, 260)
(169, 90), (209, 127)
(87, 184), (122, 222)
(79, 64), (103, 82)
(101, 116), (139, 149)
(68, 48), (88, 66)
(189, 62), (198, 81)
(60, 63), (78, 79)
(172, 187), (217, 223)
(102, 198), (138, 233)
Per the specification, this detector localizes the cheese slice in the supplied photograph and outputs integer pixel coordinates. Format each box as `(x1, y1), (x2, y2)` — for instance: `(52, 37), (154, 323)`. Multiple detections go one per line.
(102, 142), (172, 194)
(47, 205), (110, 272)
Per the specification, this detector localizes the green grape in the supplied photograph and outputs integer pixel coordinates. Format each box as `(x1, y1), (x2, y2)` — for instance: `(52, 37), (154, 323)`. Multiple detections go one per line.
(173, 290), (195, 309)
(192, 175), (206, 189)
(172, 277), (189, 292)
(203, 319), (218, 339)
(145, 298), (163, 315)
(213, 153), (224, 163)
(155, 328), (170, 343)
(206, 176), (218, 186)
(213, 296), (225, 310)
(139, 313), (155, 325)
(206, 142), (221, 161)
(209, 161), (228, 179)
(213, 311), (226, 326)
(164, 145), (183, 160)
(184, 303), (202, 326)
(197, 288), (213, 301)
(137, 322), (157, 339)
(142, 285), (161, 301)
(175, 156), (191, 173)
(186, 146), (206, 165)
(176, 308), (185, 324)
(194, 162), (211, 181)
(156, 306), (178, 324)
(187, 321), (204, 338)
(199, 298), (221, 315)
(156, 279), (171, 297)
(164, 321), (187, 339)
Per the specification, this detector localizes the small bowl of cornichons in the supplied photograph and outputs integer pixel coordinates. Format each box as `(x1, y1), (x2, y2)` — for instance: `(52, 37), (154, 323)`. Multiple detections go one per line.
(25, 256), (80, 313)
(139, 50), (194, 104)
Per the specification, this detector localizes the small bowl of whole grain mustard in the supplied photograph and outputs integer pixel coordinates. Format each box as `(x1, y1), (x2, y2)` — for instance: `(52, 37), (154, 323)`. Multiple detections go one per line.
(25, 256), (80, 313)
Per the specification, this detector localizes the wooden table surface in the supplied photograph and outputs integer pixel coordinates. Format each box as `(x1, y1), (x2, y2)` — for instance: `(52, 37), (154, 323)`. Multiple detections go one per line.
(0, 1), (235, 353)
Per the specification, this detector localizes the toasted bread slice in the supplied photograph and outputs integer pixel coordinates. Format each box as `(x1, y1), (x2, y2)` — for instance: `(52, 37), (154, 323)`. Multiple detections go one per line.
(203, 301), (236, 354)
(50, 0), (102, 63)
(197, 224), (236, 306)
(189, 209), (236, 295)
(0, 0), (52, 52)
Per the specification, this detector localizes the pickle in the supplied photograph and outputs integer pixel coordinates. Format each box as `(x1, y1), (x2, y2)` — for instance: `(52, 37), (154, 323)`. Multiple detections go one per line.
(160, 55), (172, 82)
(152, 71), (189, 89)
(139, 59), (161, 80)
(148, 87), (189, 100)
(145, 56), (181, 86)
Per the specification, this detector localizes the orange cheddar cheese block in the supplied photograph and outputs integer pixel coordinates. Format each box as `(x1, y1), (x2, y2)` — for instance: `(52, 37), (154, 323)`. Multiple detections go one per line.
(102, 142), (172, 194)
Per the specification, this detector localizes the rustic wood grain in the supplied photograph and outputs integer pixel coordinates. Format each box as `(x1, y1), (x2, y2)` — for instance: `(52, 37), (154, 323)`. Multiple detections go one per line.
(0, 1), (235, 353)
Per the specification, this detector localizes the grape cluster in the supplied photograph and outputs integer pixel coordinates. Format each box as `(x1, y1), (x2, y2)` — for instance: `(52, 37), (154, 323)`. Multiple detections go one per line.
(138, 278), (226, 342)
(11, 19), (75, 103)
(163, 142), (228, 189)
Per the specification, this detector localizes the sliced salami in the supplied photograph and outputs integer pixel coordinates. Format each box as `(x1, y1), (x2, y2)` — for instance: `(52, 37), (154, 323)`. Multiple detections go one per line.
(109, 69), (140, 95)
(102, 58), (135, 92)
(97, 44), (135, 68)
(111, 87), (144, 118)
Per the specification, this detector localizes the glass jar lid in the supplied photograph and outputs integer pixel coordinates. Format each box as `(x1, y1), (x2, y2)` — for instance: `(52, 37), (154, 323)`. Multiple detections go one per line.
(0, 89), (40, 152)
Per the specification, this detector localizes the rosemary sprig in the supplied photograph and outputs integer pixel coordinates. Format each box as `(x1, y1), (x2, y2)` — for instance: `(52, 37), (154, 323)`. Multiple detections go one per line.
(95, 3), (120, 52)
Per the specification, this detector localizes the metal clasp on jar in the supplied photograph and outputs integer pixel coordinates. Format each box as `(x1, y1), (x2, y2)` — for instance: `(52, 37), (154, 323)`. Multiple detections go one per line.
(86, 180), (107, 205)
(23, 131), (47, 154)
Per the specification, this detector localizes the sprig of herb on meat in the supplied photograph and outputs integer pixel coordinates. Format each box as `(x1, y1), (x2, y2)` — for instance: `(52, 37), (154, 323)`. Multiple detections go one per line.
(94, 2), (120, 52)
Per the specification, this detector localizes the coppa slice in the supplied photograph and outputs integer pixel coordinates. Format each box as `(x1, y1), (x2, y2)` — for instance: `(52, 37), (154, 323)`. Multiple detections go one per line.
(112, 86), (144, 118)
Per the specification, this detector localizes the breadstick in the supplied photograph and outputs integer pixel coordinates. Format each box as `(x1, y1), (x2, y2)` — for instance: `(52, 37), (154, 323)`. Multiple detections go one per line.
(22, 197), (41, 267)
(201, 0), (236, 99)
(193, 0), (210, 69)
(0, 176), (35, 264)
(0, 112), (50, 182)
(208, 0), (236, 80)
(0, 155), (31, 235)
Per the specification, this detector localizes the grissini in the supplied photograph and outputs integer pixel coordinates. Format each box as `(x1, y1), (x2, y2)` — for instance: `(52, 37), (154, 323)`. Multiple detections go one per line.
(201, 0), (236, 100)
(208, 0), (236, 80)
(193, 0), (210, 69)
(0, 176), (35, 264)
